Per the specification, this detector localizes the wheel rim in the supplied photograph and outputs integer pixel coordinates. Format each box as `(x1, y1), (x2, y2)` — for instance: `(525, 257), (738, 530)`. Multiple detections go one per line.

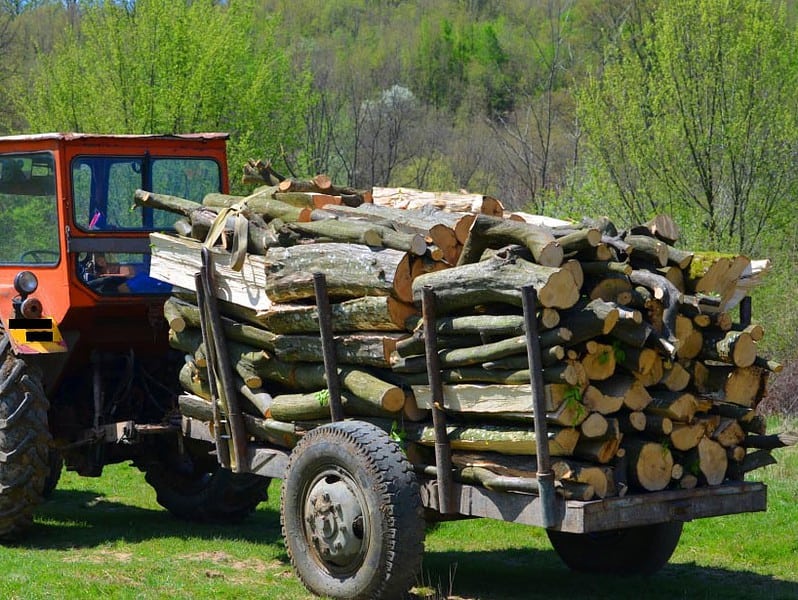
(302, 465), (370, 575)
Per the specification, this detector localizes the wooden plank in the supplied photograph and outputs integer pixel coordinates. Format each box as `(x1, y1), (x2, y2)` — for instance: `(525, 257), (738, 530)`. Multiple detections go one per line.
(150, 232), (273, 311)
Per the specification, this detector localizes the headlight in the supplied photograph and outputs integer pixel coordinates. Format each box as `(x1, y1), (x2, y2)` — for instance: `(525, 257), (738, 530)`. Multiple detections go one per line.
(13, 271), (38, 296)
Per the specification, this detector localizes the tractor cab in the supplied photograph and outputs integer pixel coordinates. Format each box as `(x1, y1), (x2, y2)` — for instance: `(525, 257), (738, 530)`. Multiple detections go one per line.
(0, 133), (229, 387)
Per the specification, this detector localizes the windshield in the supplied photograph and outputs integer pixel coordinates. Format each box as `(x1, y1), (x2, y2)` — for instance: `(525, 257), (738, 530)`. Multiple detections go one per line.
(71, 154), (221, 295)
(0, 152), (58, 265)
(72, 156), (221, 231)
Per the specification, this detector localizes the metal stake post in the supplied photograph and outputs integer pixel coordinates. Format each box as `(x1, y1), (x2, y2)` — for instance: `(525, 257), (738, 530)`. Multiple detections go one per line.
(313, 273), (345, 422)
(521, 284), (558, 528)
(422, 285), (454, 514)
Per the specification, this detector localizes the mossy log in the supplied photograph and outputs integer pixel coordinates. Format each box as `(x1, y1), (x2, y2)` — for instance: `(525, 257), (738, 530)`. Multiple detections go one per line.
(272, 332), (407, 367)
(286, 219), (427, 256)
(411, 423), (580, 456)
(267, 390), (398, 422)
(203, 190), (309, 223)
(624, 234), (669, 267)
(264, 243), (412, 303)
(558, 299), (620, 346)
(404, 313), (525, 337)
(251, 296), (417, 334)
(134, 189), (203, 217)
(411, 383), (587, 427)
(254, 359), (405, 412)
(165, 298), (278, 351)
(457, 214), (563, 267)
(178, 393), (298, 448)
(395, 367), (533, 387)
(412, 252), (580, 312)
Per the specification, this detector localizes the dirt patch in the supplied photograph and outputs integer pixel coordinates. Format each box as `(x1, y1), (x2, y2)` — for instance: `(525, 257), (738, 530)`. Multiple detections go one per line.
(178, 552), (280, 574)
(62, 549), (133, 564)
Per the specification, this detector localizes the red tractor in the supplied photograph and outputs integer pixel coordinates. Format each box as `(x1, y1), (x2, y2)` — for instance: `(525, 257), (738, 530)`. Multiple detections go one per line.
(0, 133), (268, 538)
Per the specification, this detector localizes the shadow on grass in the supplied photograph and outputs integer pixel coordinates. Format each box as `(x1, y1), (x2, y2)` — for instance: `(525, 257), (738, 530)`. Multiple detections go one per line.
(25, 488), (797, 600)
(418, 547), (798, 600)
(24, 488), (285, 552)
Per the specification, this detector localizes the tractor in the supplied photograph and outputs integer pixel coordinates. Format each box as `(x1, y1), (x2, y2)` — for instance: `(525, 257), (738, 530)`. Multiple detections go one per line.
(0, 133), (268, 538)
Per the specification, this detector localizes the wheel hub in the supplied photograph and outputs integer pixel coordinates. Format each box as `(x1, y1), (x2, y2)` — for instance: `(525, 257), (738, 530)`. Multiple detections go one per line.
(304, 477), (365, 566)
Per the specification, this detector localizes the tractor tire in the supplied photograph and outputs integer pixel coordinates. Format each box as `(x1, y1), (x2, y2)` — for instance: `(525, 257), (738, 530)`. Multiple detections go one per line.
(547, 521), (684, 575)
(0, 346), (51, 539)
(140, 440), (269, 523)
(281, 421), (425, 600)
(42, 448), (63, 498)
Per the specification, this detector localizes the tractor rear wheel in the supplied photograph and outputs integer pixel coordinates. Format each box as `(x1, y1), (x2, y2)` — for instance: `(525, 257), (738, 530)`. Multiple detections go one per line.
(139, 438), (269, 523)
(0, 341), (51, 539)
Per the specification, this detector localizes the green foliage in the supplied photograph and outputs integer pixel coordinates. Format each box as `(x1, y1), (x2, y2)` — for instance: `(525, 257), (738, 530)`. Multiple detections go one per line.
(411, 16), (515, 117)
(576, 0), (798, 254)
(22, 0), (311, 193)
(314, 389), (330, 407)
(389, 419), (407, 449)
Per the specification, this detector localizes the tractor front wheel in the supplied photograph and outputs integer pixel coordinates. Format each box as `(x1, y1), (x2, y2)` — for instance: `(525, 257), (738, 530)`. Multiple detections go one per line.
(139, 438), (269, 523)
(0, 341), (51, 539)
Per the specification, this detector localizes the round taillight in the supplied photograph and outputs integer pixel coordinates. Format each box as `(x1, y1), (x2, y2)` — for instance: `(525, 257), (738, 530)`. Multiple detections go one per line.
(13, 271), (38, 296)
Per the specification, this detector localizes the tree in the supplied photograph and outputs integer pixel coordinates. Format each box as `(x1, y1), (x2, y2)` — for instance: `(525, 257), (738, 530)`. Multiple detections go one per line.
(490, 0), (580, 212)
(22, 0), (311, 189)
(576, 0), (798, 254)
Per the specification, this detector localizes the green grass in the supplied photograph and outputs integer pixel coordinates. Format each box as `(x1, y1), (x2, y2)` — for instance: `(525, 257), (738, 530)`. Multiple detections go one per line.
(1, 441), (795, 599)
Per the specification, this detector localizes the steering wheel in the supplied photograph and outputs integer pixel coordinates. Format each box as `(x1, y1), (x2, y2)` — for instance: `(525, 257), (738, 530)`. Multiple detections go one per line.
(19, 249), (59, 263)
(87, 275), (130, 294)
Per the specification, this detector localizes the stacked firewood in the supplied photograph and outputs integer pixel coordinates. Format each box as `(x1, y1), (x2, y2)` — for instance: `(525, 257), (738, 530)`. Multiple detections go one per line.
(138, 169), (794, 502)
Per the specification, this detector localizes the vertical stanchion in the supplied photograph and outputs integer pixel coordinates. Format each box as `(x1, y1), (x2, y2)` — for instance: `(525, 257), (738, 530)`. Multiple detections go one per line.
(313, 273), (345, 422)
(194, 271), (230, 470)
(198, 247), (247, 472)
(521, 284), (557, 528)
(740, 296), (752, 328)
(422, 285), (454, 514)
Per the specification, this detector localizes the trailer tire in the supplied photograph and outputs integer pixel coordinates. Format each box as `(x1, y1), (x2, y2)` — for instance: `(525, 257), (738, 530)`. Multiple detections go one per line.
(547, 521), (683, 575)
(141, 440), (269, 523)
(281, 421), (424, 600)
(0, 347), (51, 539)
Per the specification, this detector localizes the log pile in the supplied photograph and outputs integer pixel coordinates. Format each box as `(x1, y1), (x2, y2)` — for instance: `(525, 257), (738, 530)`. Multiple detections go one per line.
(139, 173), (793, 502)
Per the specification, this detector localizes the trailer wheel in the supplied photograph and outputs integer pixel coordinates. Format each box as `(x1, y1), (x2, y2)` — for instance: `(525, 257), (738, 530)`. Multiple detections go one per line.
(0, 347), (51, 539)
(281, 421), (424, 600)
(140, 439), (269, 523)
(547, 521), (683, 575)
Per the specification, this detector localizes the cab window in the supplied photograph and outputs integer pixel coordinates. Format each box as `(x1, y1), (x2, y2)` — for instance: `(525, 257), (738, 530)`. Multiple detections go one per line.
(72, 156), (221, 231)
(71, 154), (221, 295)
(0, 152), (58, 265)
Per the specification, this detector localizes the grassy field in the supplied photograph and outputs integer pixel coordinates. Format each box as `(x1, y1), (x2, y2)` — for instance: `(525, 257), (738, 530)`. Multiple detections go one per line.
(0, 434), (795, 600)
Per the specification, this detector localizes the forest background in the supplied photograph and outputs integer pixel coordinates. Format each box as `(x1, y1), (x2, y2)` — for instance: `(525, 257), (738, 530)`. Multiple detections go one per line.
(2, 0), (797, 413)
